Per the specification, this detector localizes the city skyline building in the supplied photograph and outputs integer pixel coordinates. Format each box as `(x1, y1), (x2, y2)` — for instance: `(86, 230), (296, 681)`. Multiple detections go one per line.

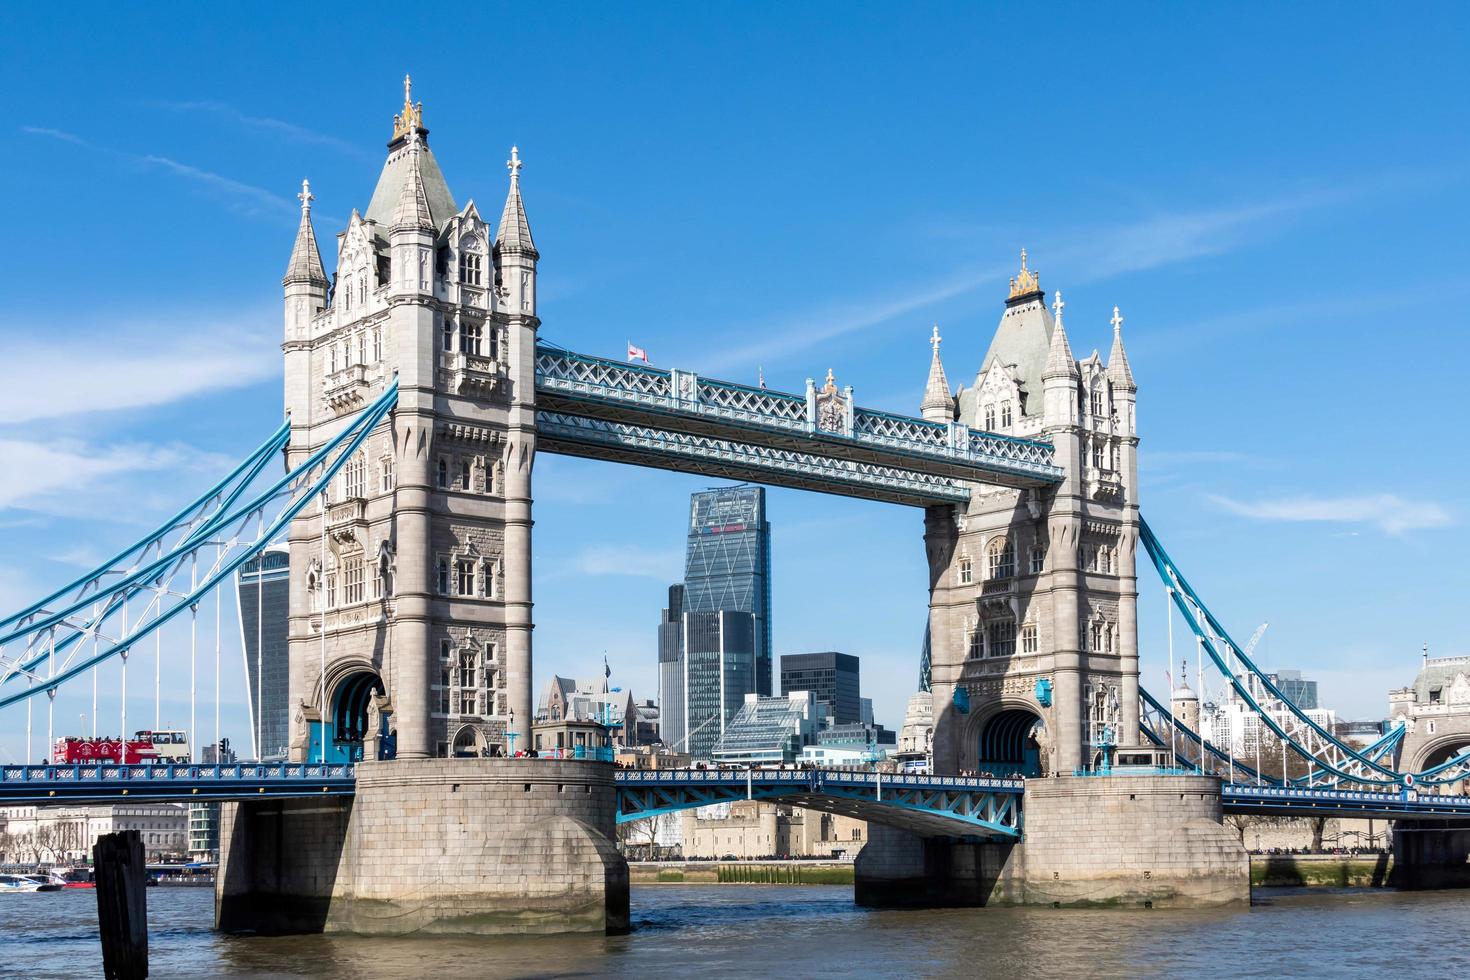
(682, 486), (772, 696)
(657, 584), (687, 753)
(236, 545), (290, 760)
(682, 610), (757, 760)
(779, 651), (861, 725)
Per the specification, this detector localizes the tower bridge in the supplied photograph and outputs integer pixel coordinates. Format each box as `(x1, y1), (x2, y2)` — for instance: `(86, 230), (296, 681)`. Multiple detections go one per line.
(3, 79), (1469, 936)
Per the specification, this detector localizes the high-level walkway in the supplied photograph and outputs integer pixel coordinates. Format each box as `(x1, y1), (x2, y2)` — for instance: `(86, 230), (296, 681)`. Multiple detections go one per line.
(534, 344), (1063, 506)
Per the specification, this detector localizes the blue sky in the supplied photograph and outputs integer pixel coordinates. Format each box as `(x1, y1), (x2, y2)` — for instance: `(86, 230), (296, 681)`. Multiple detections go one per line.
(1, 3), (1467, 757)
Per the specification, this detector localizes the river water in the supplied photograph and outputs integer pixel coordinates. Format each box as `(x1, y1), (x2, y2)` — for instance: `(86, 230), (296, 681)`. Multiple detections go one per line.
(2, 885), (1466, 978)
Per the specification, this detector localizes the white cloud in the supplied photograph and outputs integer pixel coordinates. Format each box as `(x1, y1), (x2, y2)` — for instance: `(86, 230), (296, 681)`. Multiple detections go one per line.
(1208, 493), (1453, 535)
(152, 100), (370, 160)
(0, 437), (231, 515)
(23, 125), (295, 222)
(573, 545), (682, 581)
(690, 189), (1351, 376)
(0, 312), (278, 425)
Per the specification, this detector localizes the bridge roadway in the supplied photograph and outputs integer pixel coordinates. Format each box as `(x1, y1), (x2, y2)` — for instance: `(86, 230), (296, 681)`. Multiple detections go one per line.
(533, 344), (1063, 506)
(5, 764), (1470, 831)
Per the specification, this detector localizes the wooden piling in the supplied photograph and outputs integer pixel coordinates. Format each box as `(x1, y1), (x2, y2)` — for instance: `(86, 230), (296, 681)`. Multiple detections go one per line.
(94, 829), (148, 979)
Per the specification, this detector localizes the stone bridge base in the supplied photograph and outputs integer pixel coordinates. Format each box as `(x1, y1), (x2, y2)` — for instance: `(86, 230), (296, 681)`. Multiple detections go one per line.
(856, 774), (1247, 909)
(1390, 819), (1470, 889)
(215, 758), (629, 936)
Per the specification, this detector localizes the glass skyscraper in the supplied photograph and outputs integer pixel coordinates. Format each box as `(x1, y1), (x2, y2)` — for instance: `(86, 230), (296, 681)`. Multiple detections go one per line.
(682, 486), (772, 696)
(780, 651), (862, 724)
(237, 545), (291, 760)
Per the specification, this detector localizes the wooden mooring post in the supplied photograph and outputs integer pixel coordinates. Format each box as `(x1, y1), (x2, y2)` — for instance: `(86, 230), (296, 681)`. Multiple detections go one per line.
(94, 829), (148, 979)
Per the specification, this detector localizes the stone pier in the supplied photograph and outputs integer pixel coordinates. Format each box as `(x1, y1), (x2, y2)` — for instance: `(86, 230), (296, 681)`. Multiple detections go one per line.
(216, 758), (629, 936)
(856, 774), (1248, 909)
(1390, 819), (1470, 890)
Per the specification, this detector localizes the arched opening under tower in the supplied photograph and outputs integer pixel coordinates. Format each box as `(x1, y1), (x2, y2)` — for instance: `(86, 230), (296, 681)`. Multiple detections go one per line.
(1418, 738), (1470, 792)
(330, 670), (385, 763)
(977, 709), (1046, 778)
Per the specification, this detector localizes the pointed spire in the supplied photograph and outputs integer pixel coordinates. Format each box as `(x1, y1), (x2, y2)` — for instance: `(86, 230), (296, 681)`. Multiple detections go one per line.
(1042, 290), (1079, 380)
(391, 130), (434, 232)
(392, 73), (424, 142)
(1008, 247), (1042, 300)
(1107, 305), (1136, 390)
(496, 145), (537, 256)
(920, 324), (953, 422)
(283, 178), (327, 286)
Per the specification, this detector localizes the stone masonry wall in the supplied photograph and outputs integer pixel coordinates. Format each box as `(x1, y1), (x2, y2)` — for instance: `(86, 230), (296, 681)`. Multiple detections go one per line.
(216, 758), (629, 936)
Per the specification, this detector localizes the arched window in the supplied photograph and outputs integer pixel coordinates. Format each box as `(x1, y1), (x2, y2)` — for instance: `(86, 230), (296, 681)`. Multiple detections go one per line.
(984, 405), (996, 430)
(437, 559), (449, 594)
(987, 536), (1015, 579)
(437, 458), (449, 489)
(460, 459), (472, 490)
(358, 275), (367, 306)
(1090, 388), (1104, 418)
(329, 344), (337, 373)
(357, 332), (366, 365)
(1029, 544), (1045, 575)
(307, 569), (320, 612)
(442, 319), (454, 352)
(1020, 622), (1038, 654)
(965, 622), (982, 659)
(986, 619), (1017, 658)
(344, 452), (365, 499)
(1000, 402), (1012, 427)
(380, 453), (395, 492)
(459, 238), (483, 286)
(957, 554), (973, 585)
(372, 327), (382, 362)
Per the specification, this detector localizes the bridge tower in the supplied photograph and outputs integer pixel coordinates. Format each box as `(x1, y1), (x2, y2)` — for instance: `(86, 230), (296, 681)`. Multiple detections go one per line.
(219, 80), (627, 937)
(280, 79), (536, 764)
(925, 254), (1143, 777)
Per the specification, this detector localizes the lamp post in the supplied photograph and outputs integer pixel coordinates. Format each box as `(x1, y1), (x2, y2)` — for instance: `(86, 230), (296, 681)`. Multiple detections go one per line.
(506, 708), (519, 757)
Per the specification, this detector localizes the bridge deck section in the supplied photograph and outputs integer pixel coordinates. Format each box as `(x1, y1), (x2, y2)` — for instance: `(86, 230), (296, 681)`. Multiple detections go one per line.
(534, 345), (1063, 505)
(0, 762), (357, 803)
(1222, 783), (1470, 820)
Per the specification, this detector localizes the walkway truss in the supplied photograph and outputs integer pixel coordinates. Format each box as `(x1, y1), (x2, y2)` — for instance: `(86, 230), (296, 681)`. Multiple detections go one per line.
(0, 381), (400, 742)
(534, 344), (1063, 506)
(614, 768), (1022, 838)
(1138, 518), (1470, 789)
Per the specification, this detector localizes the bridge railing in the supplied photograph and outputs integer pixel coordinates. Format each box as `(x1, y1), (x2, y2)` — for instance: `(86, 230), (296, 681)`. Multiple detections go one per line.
(535, 344), (1062, 481)
(1, 762), (356, 784)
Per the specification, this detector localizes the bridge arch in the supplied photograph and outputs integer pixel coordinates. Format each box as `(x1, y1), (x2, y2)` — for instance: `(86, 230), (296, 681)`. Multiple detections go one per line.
(327, 665), (385, 763)
(966, 701), (1047, 778)
(1410, 729), (1470, 783)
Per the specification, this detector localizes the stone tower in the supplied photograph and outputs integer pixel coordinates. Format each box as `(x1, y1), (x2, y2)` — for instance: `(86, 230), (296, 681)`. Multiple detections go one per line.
(282, 77), (538, 763)
(924, 252), (1142, 775)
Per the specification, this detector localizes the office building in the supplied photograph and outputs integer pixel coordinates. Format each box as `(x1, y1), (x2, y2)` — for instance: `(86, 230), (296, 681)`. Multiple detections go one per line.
(710, 691), (821, 765)
(780, 651), (861, 724)
(1267, 669), (1319, 710)
(658, 584), (687, 752)
(237, 545), (291, 760)
(683, 486), (772, 695)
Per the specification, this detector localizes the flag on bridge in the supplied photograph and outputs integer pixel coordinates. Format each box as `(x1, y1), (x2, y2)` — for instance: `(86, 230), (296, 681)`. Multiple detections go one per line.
(627, 342), (649, 363)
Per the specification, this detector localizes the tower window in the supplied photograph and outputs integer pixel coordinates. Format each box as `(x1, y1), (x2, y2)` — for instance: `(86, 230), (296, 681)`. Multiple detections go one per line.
(372, 327), (382, 362)
(987, 619), (1017, 658)
(957, 555), (973, 585)
(1092, 442), (1104, 469)
(342, 555), (364, 605)
(1090, 389), (1104, 418)
(439, 670), (451, 715)
(987, 536), (1015, 579)
(344, 452), (365, 499)
(357, 333), (366, 366)
(460, 249), (482, 286)
(1021, 622), (1038, 654)
(442, 320), (454, 352)
(456, 559), (476, 596)
(437, 559), (449, 595)
(1029, 545), (1045, 575)
(966, 625), (981, 659)
(461, 322), (483, 356)
(437, 458), (449, 489)
(1001, 402), (1012, 427)
(460, 459), (472, 490)
(380, 454), (395, 493)
(984, 405), (996, 430)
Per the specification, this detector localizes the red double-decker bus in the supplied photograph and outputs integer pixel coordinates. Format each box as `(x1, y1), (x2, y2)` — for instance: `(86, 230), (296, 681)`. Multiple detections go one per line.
(52, 730), (190, 765)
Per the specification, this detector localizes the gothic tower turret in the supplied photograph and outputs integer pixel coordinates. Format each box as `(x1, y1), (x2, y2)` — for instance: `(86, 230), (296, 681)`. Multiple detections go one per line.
(495, 145), (539, 737)
(283, 179), (327, 433)
(920, 325), (954, 423)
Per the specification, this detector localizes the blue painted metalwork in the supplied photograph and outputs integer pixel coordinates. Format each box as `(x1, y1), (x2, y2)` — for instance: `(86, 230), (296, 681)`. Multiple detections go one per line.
(0, 762), (356, 804)
(0, 381), (399, 708)
(952, 686), (971, 713)
(1139, 518), (1470, 787)
(613, 768), (1022, 838)
(533, 343), (1064, 499)
(1034, 678), (1053, 708)
(1222, 783), (1470, 820)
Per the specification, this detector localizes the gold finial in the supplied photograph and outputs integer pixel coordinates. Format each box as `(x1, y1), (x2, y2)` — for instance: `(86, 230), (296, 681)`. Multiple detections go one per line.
(392, 73), (424, 141)
(1008, 247), (1041, 300)
(823, 368), (837, 392)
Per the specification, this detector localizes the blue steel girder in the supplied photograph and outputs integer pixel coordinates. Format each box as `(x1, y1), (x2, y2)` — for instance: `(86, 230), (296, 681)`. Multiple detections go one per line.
(536, 411), (972, 507)
(0, 762), (357, 804)
(614, 769), (1022, 839)
(534, 345), (1063, 493)
(1222, 783), (1470, 821)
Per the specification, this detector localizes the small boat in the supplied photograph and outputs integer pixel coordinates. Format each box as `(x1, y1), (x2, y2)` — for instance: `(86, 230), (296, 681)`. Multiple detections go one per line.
(0, 874), (43, 893)
(21, 874), (65, 892)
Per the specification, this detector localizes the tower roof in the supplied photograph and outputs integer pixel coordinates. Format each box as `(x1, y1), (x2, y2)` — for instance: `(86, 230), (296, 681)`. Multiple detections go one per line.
(1042, 290), (1079, 380)
(920, 325), (953, 420)
(391, 131), (435, 232)
(364, 78), (458, 234)
(1008, 248), (1042, 301)
(496, 146), (537, 256)
(963, 251), (1058, 423)
(1107, 306), (1136, 390)
(283, 178), (327, 286)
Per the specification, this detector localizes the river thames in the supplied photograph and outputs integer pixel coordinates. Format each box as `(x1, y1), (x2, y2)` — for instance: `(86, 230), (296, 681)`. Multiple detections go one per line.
(2, 885), (1466, 978)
